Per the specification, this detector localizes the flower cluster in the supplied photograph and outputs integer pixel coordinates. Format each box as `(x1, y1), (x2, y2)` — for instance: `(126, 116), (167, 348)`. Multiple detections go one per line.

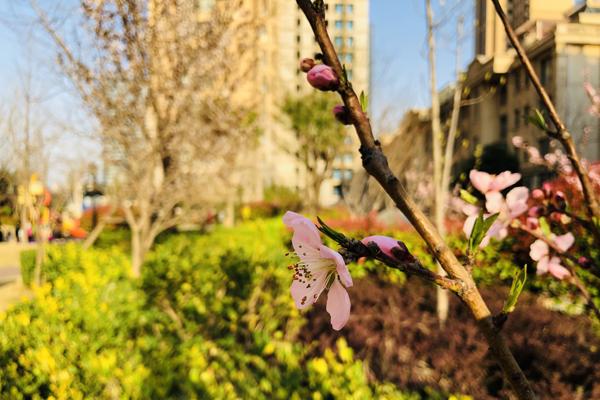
(283, 212), (411, 330)
(462, 170), (528, 248)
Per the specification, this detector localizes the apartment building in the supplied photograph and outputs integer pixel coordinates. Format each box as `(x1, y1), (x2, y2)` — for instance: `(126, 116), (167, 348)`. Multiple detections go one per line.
(248, 0), (370, 206)
(463, 0), (600, 187)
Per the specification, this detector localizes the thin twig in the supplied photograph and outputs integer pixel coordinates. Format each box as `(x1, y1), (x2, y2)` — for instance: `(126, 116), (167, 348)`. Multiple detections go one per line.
(490, 0), (600, 247)
(296, 1), (535, 399)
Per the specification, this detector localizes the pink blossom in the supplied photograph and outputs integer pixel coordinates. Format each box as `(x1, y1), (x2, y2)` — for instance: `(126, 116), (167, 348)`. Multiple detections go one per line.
(532, 189), (545, 200)
(529, 233), (574, 279)
(528, 206), (545, 218)
(544, 153), (557, 165)
(526, 217), (540, 230)
(512, 136), (524, 148)
(307, 65), (338, 91)
(300, 58), (315, 72)
(361, 235), (414, 263)
(469, 170), (521, 194)
(283, 211), (352, 330)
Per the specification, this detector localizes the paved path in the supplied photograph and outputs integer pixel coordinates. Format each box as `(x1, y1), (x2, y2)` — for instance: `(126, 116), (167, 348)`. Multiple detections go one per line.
(0, 266), (21, 281)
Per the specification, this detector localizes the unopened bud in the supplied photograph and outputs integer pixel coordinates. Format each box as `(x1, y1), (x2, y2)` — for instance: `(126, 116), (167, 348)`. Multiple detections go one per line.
(526, 217), (540, 230)
(300, 58), (315, 72)
(542, 182), (553, 199)
(528, 206), (545, 219)
(307, 64), (339, 91)
(579, 257), (592, 270)
(554, 191), (567, 211)
(550, 212), (570, 225)
(532, 189), (545, 201)
(390, 242), (416, 264)
(333, 104), (352, 125)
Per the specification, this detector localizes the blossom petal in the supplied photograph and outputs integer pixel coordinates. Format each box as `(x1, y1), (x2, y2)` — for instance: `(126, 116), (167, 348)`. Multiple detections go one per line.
(320, 245), (352, 287)
(554, 233), (575, 252)
(470, 170), (492, 194)
(530, 240), (549, 261)
(506, 187), (529, 216)
(283, 211), (322, 249)
(290, 269), (328, 309)
(490, 171), (521, 192)
(547, 258), (571, 280)
(536, 255), (550, 275)
(462, 203), (480, 216)
(485, 191), (505, 214)
(326, 279), (351, 331)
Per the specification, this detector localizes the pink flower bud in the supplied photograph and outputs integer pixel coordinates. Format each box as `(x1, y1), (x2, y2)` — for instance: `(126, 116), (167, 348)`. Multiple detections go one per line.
(361, 235), (415, 263)
(528, 206), (545, 219)
(333, 104), (352, 125)
(300, 58), (315, 72)
(526, 217), (540, 230)
(542, 182), (553, 199)
(579, 257), (592, 270)
(307, 64), (339, 91)
(532, 189), (545, 201)
(554, 191), (567, 210)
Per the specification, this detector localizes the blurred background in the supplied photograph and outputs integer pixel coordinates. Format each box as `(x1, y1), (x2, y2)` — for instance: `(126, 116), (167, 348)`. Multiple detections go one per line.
(0, 0), (600, 399)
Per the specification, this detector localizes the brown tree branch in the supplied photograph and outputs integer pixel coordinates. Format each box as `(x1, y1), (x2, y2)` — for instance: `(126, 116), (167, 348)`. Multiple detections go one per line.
(296, 1), (535, 398)
(490, 0), (600, 244)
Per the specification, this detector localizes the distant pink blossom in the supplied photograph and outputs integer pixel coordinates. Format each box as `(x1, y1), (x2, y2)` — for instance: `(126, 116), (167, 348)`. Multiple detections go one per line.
(307, 65), (338, 91)
(512, 136), (524, 148)
(283, 211), (353, 330)
(529, 233), (574, 280)
(469, 170), (521, 194)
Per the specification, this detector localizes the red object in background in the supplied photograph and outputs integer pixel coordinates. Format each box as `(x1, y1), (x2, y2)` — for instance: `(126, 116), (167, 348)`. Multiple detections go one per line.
(43, 188), (51, 206)
(69, 227), (88, 238)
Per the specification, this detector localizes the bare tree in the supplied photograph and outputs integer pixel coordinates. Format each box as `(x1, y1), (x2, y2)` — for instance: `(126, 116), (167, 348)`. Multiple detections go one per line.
(281, 92), (346, 214)
(27, 0), (258, 276)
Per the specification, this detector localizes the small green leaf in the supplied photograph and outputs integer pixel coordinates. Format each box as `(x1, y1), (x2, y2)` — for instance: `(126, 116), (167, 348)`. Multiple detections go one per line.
(342, 64), (348, 83)
(469, 211), (499, 253)
(523, 109), (546, 131)
(504, 265), (527, 313)
(316, 216), (346, 244)
(539, 216), (552, 239)
(460, 189), (479, 205)
(359, 91), (367, 113)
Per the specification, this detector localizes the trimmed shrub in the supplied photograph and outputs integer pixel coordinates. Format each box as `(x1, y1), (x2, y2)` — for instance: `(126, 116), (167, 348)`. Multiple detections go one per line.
(20, 249), (36, 286)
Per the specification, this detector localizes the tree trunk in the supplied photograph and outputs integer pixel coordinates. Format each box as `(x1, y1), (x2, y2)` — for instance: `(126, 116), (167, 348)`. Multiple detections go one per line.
(20, 187), (28, 244)
(427, 0), (449, 330)
(34, 219), (46, 287)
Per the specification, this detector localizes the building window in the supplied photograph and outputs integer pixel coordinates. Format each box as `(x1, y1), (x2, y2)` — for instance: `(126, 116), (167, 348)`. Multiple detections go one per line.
(334, 185), (342, 196)
(344, 154), (352, 163)
(262, 77), (267, 93)
(514, 108), (520, 128)
(297, 19), (301, 26)
(335, 4), (343, 13)
(541, 57), (551, 85)
(346, 37), (354, 47)
(539, 138), (550, 155)
(347, 69), (353, 79)
(499, 84), (507, 106)
(335, 36), (343, 47)
(499, 115), (508, 140)
(262, 51), (267, 66)
(258, 25), (266, 39)
(345, 53), (353, 63)
(347, 4), (354, 13)
(515, 70), (521, 91)
(344, 136), (352, 145)
(346, 21), (354, 30)
(344, 169), (352, 180)
(334, 156), (342, 162)
(524, 105), (530, 123)
(333, 168), (342, 180)
(296, 35), (301, 43)
(335, 20), (343, 29)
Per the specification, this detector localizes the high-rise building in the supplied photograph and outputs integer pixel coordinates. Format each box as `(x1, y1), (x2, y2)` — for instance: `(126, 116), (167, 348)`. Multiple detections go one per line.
(245, 0), (370, 206)
(463, 0), (600, 187)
